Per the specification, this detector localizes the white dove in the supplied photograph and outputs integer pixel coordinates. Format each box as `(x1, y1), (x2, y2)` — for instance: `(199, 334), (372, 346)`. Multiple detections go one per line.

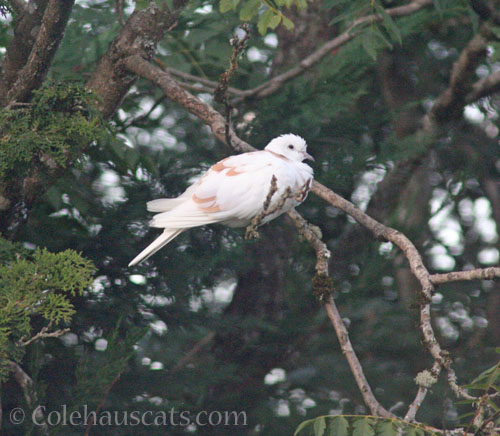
(128, 134), (314, 266)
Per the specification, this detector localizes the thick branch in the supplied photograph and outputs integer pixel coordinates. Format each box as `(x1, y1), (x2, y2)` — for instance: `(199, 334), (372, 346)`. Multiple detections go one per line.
(87, 2), (186, 119)
(0, 0), (49, 105)
(6, 0), (75, 105)
(8, 361), (48, 434)
(122, 55), (254, 153)
(425, 29), (488, 128)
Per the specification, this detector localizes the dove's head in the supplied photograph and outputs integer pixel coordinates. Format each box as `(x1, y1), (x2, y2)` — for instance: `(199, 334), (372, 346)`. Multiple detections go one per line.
(265, 134), (314, 162)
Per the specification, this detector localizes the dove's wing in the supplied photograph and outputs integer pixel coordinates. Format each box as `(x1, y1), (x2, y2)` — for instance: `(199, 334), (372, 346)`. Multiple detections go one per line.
(149, 151), (294, 229)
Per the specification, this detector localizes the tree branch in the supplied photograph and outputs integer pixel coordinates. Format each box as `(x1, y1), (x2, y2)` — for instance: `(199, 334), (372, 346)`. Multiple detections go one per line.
(231, 0), (433, 102)
(122, 55), (254, 153)
(84, 373), (121, 436)
(8, 361), (48, 435)
(169, 331), (216, 375)
(431, 267), (500, 284)
(160, 0), (433, 104)
(122, 46), (500, 421)
(167, 67), (247, 97)
(424, 27), (489, 129)
(324, 298), (395, 418)
(86, 1), (186, 119)
(310, 181), (480, 418)
(0, 0), (49, 105)
(287, 209), (393, 417)
(466, 70), (500, 103)
(6, 0), (75, 105)
(18, 325), (70, 347)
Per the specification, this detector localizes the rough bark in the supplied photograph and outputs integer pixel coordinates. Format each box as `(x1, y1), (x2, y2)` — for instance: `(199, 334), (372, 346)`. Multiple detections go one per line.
(5, 0), (75, 105)
(0, 0), (49, 105)
(86, 2), (185, 119)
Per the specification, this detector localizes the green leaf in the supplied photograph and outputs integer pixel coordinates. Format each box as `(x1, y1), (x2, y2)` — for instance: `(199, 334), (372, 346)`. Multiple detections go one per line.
(353, 417), (375, 436)
(377, 420), (398, 436)
(314, 417), (326, 436)
(282, 14), (294, 30)
(239, 0), (260, 20)
(361, 33), (378, 61)
(257, 8), (275, 35)
(403, 426), (424, 436)
(219, 0), (240, 13)
(295, 419), (314, 436)
(374, 26), (393, 50)
(328, 416), (349, 436)
(374, 3), (402, 45)
(269, 12), (282, 29)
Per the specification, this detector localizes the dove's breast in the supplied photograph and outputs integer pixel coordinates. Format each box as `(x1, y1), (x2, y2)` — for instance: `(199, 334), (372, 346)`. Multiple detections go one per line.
(220, 156), (313, 228)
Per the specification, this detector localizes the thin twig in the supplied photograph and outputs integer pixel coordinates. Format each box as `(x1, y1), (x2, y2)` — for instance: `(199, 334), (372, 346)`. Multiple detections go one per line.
(167, 67), (246, 96)
(324, 298), (394, 418)
(161, 0), (433, 105)
(123, 95), (166, 129)
(431, 267), (500, 285)
(84, 373), (121, 436)
(405, 361), (441, 421)
(214, 24), (251, 148)
(245, 175), (288, 239)
(18, 326), (70, 347)
(169, 331), (216, 375)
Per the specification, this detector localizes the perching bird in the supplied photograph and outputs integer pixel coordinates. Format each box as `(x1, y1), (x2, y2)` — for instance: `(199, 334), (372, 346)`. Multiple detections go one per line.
(128, 134), (314, 266)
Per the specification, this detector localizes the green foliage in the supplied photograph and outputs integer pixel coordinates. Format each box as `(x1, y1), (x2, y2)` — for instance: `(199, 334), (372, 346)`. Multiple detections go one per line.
(0, 82), (106, 186)
(219, 0), (307, 34)
(459, 359), (500, 434)
(295, 416), (437, 436)
(46, 320), (147, 435)
(0, 239), (94, 381)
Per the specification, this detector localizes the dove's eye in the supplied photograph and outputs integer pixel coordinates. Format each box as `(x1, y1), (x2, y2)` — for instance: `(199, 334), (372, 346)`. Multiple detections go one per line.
(288, 145), (294, 150)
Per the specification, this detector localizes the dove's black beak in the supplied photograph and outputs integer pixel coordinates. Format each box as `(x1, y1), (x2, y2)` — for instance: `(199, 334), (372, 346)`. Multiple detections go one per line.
(303, 152), (315, 162)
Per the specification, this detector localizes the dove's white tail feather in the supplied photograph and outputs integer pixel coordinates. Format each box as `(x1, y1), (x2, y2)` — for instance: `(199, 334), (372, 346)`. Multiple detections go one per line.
(150, 204), (222, 229)
(128, 229), (184, 266)
(147, 198), (186, 212)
